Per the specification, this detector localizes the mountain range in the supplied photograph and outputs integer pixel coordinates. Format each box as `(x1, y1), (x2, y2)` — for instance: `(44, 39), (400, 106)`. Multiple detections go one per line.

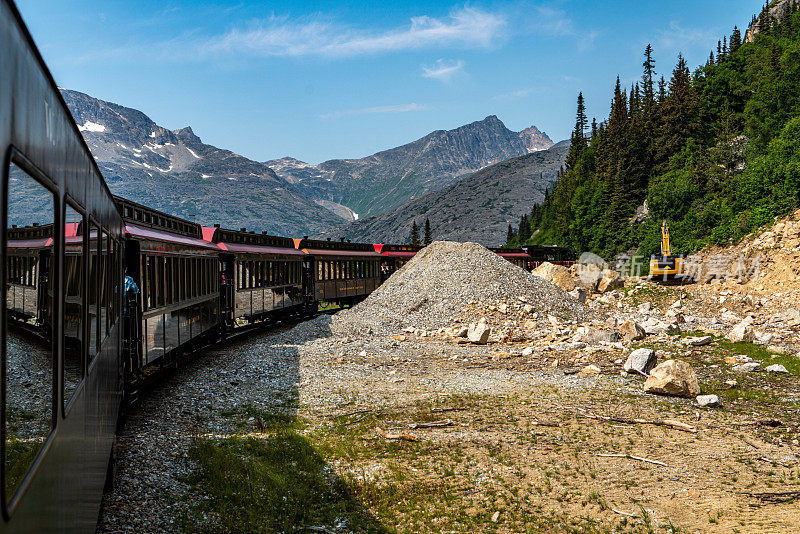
(62, 88), (562, 242)
(323, 141), (569, 246)
(61, 89), (344, 236)
(265, 116), (552, 219)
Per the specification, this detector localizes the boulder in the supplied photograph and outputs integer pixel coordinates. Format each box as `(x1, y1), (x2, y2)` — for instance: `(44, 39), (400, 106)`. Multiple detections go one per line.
(467, 322), (491, 344)
(765, 364), (789, 374)
(683, 336), (713, 347)
(733, 362), (760, 372)
(754, 331), (774, 345)
(523, 304), (534, 314)
(619, 319), (646, 342)
(697, 394), (722, 407)
(727, 321), (755, 343)
(455, 326), (469, 338)
(638, 302), (652, 314)
(551, 271), (577, 292)
(643, 360), (701, 397)
(597, 270), (623, 294)
(589, 329), (621, 344)
(623, 348), (657, 375)
(521, 346), (535, 357)
(532, 262), (567, 282)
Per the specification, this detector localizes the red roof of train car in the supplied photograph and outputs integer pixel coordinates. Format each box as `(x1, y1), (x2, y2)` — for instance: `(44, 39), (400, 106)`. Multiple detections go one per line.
(125, 223), (219, 249)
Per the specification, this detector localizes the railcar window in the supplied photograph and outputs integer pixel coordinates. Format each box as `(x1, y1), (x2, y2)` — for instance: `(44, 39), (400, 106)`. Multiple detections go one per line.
(88, 225), (99, 355)
(63, 203), (84, 409)
(4, 161), (55, 503)
(101, 230), (110, 337)
(156, 256), (165, 308)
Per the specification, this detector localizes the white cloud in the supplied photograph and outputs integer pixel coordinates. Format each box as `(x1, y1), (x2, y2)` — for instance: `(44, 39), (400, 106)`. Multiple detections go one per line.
(529, 5), (599, 51)
(201, 7), (506, 58)
(421, 59), (465, 82)
(655, 21), (718, 53)
(320, 103), (431, 120)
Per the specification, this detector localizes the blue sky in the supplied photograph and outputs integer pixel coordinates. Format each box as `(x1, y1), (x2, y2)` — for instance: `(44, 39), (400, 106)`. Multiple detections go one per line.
(18, 0), (759, 164)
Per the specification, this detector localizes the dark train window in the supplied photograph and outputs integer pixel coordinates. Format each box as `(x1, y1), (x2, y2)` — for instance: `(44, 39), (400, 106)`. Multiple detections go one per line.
(4, 161), (55, 504)
(101, 230), (110, 338)
(88, 224), (100, 355)
(96, 229), (105, 349)
(155, 256), (165, 308)
(63, 203), (84, 410)
(165, 257), (173, 305)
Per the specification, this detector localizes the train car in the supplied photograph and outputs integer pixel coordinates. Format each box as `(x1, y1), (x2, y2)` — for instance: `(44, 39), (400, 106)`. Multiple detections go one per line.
(521, 245), (576, 269)
(202, 225), (309, 326)
(116, 198), (221, 375)
(489, 247), (534, 270)
(295, 238), (382, 306)
(1, 0), (125, 529)
(373, 244), (422, 279)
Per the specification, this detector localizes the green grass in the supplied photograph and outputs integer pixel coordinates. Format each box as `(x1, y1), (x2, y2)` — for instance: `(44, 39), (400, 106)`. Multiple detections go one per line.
(182, 430), (389, 533)
(717, 340), (800, 375)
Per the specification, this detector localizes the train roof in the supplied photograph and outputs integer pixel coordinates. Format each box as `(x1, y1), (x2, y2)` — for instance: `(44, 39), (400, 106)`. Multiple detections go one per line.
(373, 243), (422, 258)
(114, 196), (202, 240)
(125, 223), (219, 250)
(294, 237), (382, 257)
(201, 225), (304, 256)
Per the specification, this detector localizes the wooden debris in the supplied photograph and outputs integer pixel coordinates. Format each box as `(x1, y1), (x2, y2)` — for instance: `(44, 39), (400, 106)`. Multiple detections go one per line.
(596, 453), (669, 467)
(741, 490), (800, 504)
(611, 508), (636, 517)
(376, 428), (419, 442)
(408, 419), (453, 429)
(581, 412), (697, 433)
(431, 406), (469, 413)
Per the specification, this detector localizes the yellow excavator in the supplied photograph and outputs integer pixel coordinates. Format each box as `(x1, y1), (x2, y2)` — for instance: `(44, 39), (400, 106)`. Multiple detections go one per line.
(649, 220), (684, 280)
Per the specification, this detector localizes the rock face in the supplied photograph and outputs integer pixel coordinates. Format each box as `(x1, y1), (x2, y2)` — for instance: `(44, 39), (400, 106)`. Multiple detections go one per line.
(619, 320), (646, 342)
(745, 0), (799, 42)
(268, 115), (555, 220)
(597, 271), (623, 293)
(624, 348), (657, 375)
(644, 360), (701, 397)
(324, 144), (568, 245)
(61, 89), (344, 237)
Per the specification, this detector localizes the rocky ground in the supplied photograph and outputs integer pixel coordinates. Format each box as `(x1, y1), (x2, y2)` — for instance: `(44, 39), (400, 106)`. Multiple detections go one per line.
(98, 230), (800, 533)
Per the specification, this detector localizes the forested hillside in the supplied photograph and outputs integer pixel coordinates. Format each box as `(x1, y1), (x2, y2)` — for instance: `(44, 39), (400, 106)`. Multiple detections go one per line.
(508, 1), (800, 263)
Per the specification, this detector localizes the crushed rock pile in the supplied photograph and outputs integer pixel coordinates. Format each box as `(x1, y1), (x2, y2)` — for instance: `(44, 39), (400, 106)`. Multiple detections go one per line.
(332, 241), (586, 334)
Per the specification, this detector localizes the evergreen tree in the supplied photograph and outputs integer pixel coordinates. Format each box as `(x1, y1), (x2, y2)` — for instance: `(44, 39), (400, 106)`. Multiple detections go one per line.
(657, 76), (667, 103)
(730, 26), (742, 53)
(566, 92), (589, 169)
(655, 54), (700, 169)
(770, 40), (781, 71)
(423, 218), (432, 245)
(506, 224), (516, 244)
(410, 221), (420, 246)
(642, 44), (656, 111)
(591, 117), (598, 139)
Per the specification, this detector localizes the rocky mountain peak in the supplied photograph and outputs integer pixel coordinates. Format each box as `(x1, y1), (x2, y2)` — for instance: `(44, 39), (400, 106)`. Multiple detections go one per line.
(746, 0), (798, 42)
(174, 126), (201, 145)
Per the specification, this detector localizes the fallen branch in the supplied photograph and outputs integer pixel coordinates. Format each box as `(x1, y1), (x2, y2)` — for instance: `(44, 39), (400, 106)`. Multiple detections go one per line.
(376, 427), (419, 442)
(581, 412), (697, 433)
(736, 419), (783, 427)
(741, 490), (800, 504)
(408, 419), (453, 429)
(596, 453), (669, 467)
(531, 420), (561, 428)
(611, 508), (636, 517)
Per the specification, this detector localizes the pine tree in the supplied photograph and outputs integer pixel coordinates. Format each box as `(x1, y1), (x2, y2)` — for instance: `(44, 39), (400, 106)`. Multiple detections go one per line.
(566, 92), (589, 170)
(730, 26), (742, 53)
(657, 76), (667, 103)
(770, 41), (781, 72)
(410, 221), (420, 246)
(655, 54), (700, 170)
(506, 224), (516, 244)
(423, 218), (432, 245)
(722, 36), (728, 59)
(642, 44), (656, 112)
(591, 117), (598, 139)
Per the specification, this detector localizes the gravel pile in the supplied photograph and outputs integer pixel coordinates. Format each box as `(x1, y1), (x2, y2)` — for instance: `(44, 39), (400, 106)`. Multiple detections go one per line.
(334, 241), (586, 333)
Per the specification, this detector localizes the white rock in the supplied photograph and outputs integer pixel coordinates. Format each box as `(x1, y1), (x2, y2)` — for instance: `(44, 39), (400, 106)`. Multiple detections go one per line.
(623, 348), (657, 375)
(696, 394), (722, 407)
(682, 336), (713, 347)
(467, 322), (491, 344)
(765, 364), (789, 374)
(727, 321), (755, 343)
(523, 304), (534, 314)
(521, 347), (535, 357)
(638, 302), (652, 314)
(733, 362), (760, 372)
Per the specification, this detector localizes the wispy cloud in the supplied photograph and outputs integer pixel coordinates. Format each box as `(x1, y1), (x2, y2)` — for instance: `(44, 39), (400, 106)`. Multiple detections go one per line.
(320, 103), (431, 120)
(654, 21), (718, 53)
(528, 5), (599, 51)
(203, 7), (506, 58)
(421, 59), (465, 82)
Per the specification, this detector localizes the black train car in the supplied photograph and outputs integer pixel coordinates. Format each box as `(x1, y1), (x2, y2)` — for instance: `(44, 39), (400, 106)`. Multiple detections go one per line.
(521, 245), (576, 268)
(295, 238), (382, 306)
(202, 225), (309, 327)
(489, 247), (534, 270)
(373, 243), (421, 279)
(116, 198), (221, 374)
(1, 0), (125, 529)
